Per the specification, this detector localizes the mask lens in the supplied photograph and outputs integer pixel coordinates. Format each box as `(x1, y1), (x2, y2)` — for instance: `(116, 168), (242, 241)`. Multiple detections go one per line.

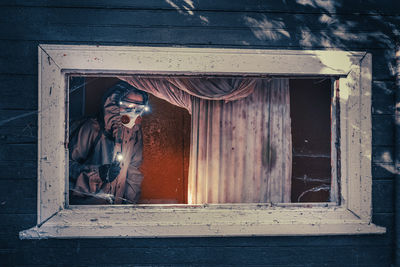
(119, 101), (146, 115)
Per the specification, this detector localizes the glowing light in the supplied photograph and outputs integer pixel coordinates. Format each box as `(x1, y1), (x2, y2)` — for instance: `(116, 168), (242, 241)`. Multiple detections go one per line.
(144, 106), (150, 112)
(116, 153), (124, 162)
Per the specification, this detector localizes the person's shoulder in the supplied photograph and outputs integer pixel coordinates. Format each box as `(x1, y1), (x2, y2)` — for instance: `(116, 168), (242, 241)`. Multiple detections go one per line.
(69, 117), (102, 148)
(79, 117), (101, 133)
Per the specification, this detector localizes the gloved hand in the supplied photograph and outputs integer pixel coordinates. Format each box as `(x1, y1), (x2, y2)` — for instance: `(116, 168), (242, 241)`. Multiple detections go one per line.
(99, 162), (121, 183)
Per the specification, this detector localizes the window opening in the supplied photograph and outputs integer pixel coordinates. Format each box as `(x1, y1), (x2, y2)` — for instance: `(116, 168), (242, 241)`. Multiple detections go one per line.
(68, 76), (335, 205)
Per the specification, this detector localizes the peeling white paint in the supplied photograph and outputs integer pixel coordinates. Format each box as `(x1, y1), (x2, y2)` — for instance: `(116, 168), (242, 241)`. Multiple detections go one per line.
(21, 45), (382, 239)
(19, 205), (385, 239)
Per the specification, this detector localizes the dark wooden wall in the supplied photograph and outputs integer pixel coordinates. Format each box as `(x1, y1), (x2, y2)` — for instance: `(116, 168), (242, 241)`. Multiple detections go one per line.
(0, 0), (398, 266)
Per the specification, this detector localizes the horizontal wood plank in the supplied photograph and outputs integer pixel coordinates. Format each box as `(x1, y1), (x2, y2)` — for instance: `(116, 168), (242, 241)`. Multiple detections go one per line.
(0, 110), (37, 127)
(0, 126), (37, 144)
(14, 245), (392, 265)
(0, 75), (37, 109)
(0, 198), (36, 214)
(0, 179), (36, 197)
(372, 146), (394, 164)
(0, 179), (37, 213)
(0, 249), (15, 266)
(0, 7), (398, 32)
(372, 180), (394, 213)
(371, 48), (397, 80)
(0, 144), (37, 161)
(0, 161), (37, 180)
(12, 227), (395, 248)
(1, 0), (399, 15)
(372, 163), (396, 179)
(372, 115), (394, 146)
(0, 23), (395, 49)
(372, 80), (395, 115)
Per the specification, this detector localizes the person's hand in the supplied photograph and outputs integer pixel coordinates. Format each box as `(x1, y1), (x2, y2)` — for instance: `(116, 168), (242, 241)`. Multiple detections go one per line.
(99, 162), (121, 183)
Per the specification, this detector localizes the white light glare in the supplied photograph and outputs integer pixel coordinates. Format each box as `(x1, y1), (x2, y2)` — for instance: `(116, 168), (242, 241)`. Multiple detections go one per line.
(116, 154), (124, 162)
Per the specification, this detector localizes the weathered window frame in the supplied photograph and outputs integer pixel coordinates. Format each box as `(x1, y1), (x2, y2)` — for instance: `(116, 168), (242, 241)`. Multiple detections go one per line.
(20, 45), (385, 239)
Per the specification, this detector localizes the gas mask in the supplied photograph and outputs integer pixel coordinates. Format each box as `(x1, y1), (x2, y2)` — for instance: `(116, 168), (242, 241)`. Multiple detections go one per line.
(118, 94), (149, 129)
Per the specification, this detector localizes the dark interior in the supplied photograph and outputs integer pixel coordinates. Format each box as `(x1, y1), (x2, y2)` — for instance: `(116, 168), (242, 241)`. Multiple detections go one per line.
(289, 78), (332, 202)
(69, 77), (333, 204)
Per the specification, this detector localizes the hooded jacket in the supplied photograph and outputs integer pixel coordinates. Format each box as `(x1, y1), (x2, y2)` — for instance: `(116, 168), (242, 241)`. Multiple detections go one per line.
(69, 82), (144, 204)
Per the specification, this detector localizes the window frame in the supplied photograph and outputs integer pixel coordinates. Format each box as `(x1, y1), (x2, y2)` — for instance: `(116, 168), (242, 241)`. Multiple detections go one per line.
(20, 45), (385, 239)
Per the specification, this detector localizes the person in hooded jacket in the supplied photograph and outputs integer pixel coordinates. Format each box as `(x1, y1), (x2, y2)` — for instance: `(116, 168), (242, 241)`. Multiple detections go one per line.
(69, 81), (149, 204)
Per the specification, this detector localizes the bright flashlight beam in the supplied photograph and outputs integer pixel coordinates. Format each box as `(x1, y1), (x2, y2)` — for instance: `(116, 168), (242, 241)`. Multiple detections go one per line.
(144, 106), (150, 112)
(116, 154), (124, 162)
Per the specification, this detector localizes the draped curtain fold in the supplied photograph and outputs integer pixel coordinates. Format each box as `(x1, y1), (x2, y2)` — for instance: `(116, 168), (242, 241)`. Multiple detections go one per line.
(120, 76), (292, 203)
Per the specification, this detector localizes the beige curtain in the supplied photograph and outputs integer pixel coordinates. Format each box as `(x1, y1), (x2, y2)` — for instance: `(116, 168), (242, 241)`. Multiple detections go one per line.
(121, 77), (291, 203)
(188, 79), (291, 203)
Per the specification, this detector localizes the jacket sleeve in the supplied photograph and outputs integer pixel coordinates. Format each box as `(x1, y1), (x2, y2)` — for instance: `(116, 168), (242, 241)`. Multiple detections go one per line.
(69, 120), (102, 187)
(125, 128), (144, 203)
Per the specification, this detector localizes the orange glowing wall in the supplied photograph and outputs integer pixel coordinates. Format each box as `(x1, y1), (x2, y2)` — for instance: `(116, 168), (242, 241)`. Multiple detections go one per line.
(85, 77), (191, 204)
(140, 95), (191, 204)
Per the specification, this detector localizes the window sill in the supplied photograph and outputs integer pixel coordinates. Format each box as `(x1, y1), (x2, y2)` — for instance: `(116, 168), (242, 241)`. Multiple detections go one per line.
(20, 204), (386, 239)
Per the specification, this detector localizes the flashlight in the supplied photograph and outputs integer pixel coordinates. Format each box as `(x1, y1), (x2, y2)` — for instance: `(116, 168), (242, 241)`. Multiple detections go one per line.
(116, 152), (123, 162)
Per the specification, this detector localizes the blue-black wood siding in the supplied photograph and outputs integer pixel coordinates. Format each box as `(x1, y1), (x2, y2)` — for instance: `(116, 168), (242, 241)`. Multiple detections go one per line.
(0, 0), (398, 266)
